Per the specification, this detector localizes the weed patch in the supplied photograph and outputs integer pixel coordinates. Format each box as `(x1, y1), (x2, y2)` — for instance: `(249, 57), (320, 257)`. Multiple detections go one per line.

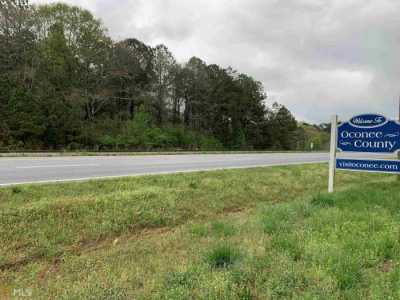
(205, 244), (242, 269)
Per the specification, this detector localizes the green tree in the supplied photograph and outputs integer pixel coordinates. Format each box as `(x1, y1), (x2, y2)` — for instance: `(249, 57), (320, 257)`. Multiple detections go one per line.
(152, 44), (176, 125)
(269, 103), (298, 150)
(181, 57), (209, 129)
(110, 38), (154, 120)
(34, 3), (112, 121)
(35, 22), (81, 148)
(0, 0), (37, 148)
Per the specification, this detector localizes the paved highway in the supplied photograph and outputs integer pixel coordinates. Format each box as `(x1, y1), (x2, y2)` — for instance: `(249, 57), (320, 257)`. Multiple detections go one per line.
(0, 152), (392, 186)
(0, 153), (331, 186)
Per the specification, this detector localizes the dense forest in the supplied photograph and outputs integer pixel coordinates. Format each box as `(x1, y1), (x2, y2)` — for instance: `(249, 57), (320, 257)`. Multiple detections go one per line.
(0, 0), (329, 151)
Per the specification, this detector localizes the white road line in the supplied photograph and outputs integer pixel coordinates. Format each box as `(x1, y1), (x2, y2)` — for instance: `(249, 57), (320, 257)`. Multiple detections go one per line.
(1, 160), (328, 187)
(16, 164), (99, 169)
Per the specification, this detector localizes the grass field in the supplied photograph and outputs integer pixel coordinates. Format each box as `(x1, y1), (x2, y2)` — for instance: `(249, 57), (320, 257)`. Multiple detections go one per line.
(0, 164), (399, 299)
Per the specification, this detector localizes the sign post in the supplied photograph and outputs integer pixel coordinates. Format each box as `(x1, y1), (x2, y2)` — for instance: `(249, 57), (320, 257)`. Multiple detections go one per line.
(328, 115), (338, 193)
(398, 97), (400, 181)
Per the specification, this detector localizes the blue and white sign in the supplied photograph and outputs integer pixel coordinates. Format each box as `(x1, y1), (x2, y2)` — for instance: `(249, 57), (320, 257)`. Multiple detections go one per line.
(337, 158), (400, 174)
(337, 114), (400, 153)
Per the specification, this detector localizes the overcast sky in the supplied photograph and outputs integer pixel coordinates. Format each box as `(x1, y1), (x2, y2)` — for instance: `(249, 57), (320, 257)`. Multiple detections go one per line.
(31, 0), (400, 123)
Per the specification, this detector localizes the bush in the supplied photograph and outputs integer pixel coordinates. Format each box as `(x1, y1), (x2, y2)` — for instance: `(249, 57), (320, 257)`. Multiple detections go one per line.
(96, 114), (224, 151)
(205, 244), (242, 268)
(85, 107), (226, 151)
(98, 135), (117, 149)
(198, 135), (223, 151)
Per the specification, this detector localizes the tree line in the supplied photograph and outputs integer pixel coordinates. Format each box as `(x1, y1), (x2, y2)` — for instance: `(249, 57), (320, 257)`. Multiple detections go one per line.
(0, 0), (329, 151)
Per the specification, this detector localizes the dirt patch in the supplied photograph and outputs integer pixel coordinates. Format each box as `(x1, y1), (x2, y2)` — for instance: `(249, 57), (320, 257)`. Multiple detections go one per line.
(0, 253), (45, 272)
(380, 260), (393, 273)
(222, 206), (245, 214)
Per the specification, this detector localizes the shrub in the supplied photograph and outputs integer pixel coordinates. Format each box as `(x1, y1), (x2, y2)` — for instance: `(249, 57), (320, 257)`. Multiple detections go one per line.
(92, 108), (226, 151)
(205, 244), (242, 268)
(198, 135), (223, 151)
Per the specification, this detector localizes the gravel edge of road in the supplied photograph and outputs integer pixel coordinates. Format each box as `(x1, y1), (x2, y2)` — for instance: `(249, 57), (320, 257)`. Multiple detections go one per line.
(0, 151), (327, 158)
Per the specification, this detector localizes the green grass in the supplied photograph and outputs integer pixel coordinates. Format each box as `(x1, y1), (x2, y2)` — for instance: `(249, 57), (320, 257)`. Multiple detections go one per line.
(205, 243), (242, 269)
(0, 164), (398, 299)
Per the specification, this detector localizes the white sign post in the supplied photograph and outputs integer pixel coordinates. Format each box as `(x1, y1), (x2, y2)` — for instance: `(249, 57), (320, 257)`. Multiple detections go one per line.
(398, 97), (400, 181)
(328, 115), (338, 193)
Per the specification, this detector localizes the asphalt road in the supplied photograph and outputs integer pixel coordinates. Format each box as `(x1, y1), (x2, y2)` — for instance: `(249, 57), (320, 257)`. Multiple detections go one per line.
(0, 152), (393, 186)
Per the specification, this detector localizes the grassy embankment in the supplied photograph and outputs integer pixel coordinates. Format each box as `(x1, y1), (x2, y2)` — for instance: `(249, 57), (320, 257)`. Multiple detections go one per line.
(0, 164), (399, 299)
